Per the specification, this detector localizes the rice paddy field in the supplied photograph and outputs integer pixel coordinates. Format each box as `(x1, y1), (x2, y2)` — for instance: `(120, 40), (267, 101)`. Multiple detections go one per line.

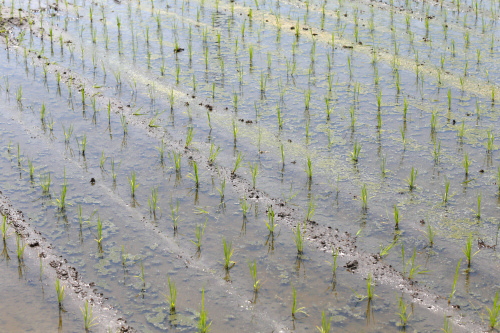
(0, 0), (499, 331)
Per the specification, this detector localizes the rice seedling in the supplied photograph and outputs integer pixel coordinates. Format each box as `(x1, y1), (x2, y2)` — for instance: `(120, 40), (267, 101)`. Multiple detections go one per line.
(331, 248), (339, 276)
(249, 162), (259, 189)
(40, 172), (52, 195)
(191, 222), (206, 252)
(305, 156), (313, 179)
(316, 311), (331, 333)
(462, 234), (479, 268)
(475, 193), (482, 219)
(486, 130), (494, 152)
(353, 274), (377, 301)
(293, 224), (304, 255)
(232, 152), (244, 174)
(27, 159), (35, 180)
(165, 276), (177, 312)
(187, 161), (200, 188)
(291, 286), (307, 318)
(379, 240), (397, 258)
(349, 105), (356, 129)
(305, 195), (316, 221)
(1, 215), (8, 240)
(239, 196), (249, 217)
(76, 134), (87, 156)
(170, 200), (181, 232)
(198, 288), (211, 333)
(171, 152), (181, 173)
(351, 141), (361, 162)
(55, 278), (65, 308)
(397, 295), (411, 328)
(448, 259), (461, 304)
(16, 86), (22, 104)
(185, 127), (194, 148)
(266, 205), (276, 233)
(463, 152), (470, 176)
(406, 248), (428, 279)
(55, 182), (68, 211)
(216, 178), (226, 202)
(148, 187), (159, 217)
(128, 171), (139, 197)
(485, 291), (500, 329)
(360, 184), (368, 210)
(222, 237), (235, 270)
(405, 167), (417, 191)
(208, 143), (220, 164)
(380, 155), (387, 177)
(248, 260), (261, 293)
(80, 299), (97, 330)
(95, 215), (103, 244)
(16, 234), (26, 261)
(40, 103), (46, 123)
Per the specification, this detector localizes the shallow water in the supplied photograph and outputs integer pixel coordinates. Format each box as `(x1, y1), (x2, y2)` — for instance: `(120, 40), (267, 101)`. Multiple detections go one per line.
(0, 0), (499, 331)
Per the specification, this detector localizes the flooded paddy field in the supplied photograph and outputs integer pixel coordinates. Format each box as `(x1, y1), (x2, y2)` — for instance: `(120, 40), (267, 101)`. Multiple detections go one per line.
(0, 0), (499, 331)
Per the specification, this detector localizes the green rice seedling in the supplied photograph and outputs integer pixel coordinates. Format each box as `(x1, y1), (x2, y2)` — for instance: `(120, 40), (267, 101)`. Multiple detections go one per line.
(441, 315), (453, 333)
(185, 127), (194, 148)
(55, 279), (65, 308)
(457, 120), (465, 140)
(291, 286), (307, 318)
(448, 259), (462, 304)
(208, 143), (220, 164)
(99, 151), (107, 169)
(81, 300), (97, 330)
(305, 156), (313, 179)
(276, 104), (284, 129)
(463, 152), (470, 176)
(187, 161), (200, 188)
(485, 292), (500, 329)
(128, 171), (139, 197)
(349, 105), (356, 129)
(306, 197), (316, 222)
(462, 234), (479, 268)
(27, 159), (35, 180)
(148, 187), (159, 217)
(55, 182), (68, 211)
(380, 155), (387, 177)
(360, 184), (368, 210)
(156, 140), (166, 163)
(16, 144), (21, 166)
(316, 311), (331, 333)
(331, 248), (339, 275)
(120, 115), (128, 134)
(293, 224), (304, 255)
(397, 295), (411, 327)
(40, 103), (46, 123)
(407, 248), (428, 279)
(430, 110), (438, 132)
(222, 237), (235, 270)
(95, 216), (103, 244)
(497, 166), (500, 193)
(16, 234), (26, 261)
(376, 91), (382, 110)
(232, 152), (244, 174)
(379, 240), (397, 258)
(191, 222), (206, 251)
(486, 130), (494, 152)
(198, 288), (211, 333)
(40, 172), (52, 195)
(351, 141), (361, 162)
(406, 167), (417, 191)
(171, 152), (181, 173)
(248, 260), (261, 292)
(475, 193), (481, 219)
(240, 196), (249, 217)
(16, 86), (23, 104)
(110, 158), (118, 181)
(249, 163), (259, 188)
(170, 200), (181, 232)
(266, 206), (276, 233)
(425, 223), (435, 247)
(393, 204), (400, 228)
(1, 215), (8, 240)
(443, 179), (450, 204)
(216, 178), (226, 201)
(280, 144), (285, 165)
(165, 276), (177, 312)
(76, 134), (87, 156)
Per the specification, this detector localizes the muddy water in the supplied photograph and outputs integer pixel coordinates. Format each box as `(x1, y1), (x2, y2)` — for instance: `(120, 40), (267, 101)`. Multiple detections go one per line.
(0, 0), (499, 331)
